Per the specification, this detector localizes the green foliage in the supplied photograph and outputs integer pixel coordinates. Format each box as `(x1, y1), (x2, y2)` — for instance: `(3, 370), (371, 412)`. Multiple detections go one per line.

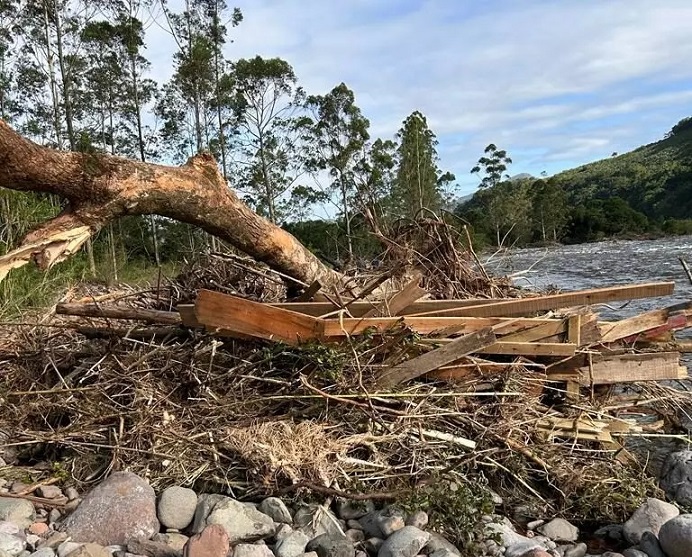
(400, 474), (496, 553)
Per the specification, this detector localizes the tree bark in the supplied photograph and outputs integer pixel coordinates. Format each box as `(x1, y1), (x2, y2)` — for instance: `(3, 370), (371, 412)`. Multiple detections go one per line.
(0, 120), (341, 286)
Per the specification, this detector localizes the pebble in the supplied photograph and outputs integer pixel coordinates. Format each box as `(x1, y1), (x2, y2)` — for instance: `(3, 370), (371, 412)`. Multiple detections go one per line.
(344, 530), (364, 544)
(57, 543), (83, 557)
(258, 498), (292, 525)
(660, 450), (692, 506)
(562, 543), (587, 557)
(231, 544), (274, 557)
(64, 490), (79, 503)
(29, 549), (56, 557)
(622, 498), (679, 545)
(272, 525), (293, 542)
(335, 501), (375, 521)
(504, 541), (546, 557)
(639, 531), (666, 557)
(421, 534), (459, 557)
(375, 508), (406, 538)
(183, 525), (229, 557)
(404, 512), (427, 530)
(621, 549), (648, 557)
(37, 534), (68, 551)
(63, 544), (110, 557)
(537, 518), (578, 542)
(294, 506), (344, 540)
(362, 538), (383, 556)
(346, 522), (362, 532)
(61, 472), (159, 546)
(305, 534), (355, 557)
(36, 488), (62, 501)
(198, 497), (276, 544)
(0, 499), (35, 529)
(48, 511), (61, 526)
(658, 513), (692, 557)
(157, 487), (198, 531)
(27, 525), (48, 536)
(0, 534), (25, 557)
(526, 520), (544, 532)
(126, 539), (178, 557)
(378, 527), (430, 557)
(151, 533), (189, 553)
(515, 550), (551, 557)
(273, 531), (309, 557)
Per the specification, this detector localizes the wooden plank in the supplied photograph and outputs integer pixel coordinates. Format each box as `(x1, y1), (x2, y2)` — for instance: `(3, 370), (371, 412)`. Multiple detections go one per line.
(293, 280), (322, 302)
(321, 316), (563, 338)
(476, 342), (576, 357)
(363, 273), (427, 318)
(270, 298), (496, 317)
(567, 315), (581, 346)
(551, 352), (686, 385)
(600, 301), (692, 343)
(193, 289), (321, 344)
(375, 328), (497, 388)
(412, 282), (676, 318)
(498, 319), (567, 343)
(178, 304), (199, 327)
(56, 302), (182, 325)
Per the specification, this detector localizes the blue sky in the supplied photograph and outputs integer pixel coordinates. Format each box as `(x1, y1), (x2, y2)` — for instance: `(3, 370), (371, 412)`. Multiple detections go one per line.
(146, 0), (692, 196)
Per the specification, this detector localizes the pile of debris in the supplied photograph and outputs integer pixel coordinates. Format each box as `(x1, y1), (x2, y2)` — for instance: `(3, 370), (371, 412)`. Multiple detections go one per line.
(1, 252), (691, 538)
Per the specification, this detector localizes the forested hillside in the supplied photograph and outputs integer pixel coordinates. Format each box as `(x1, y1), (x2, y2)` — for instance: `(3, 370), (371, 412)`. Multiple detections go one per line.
(457, 117), (692, 246)
(0, 1), (455, 313)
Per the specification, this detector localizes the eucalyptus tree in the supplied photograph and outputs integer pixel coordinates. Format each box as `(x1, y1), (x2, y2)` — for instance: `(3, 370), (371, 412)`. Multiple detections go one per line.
(230, 56), (306, 223)
(0, 0), (20, 123)
(301, 83), (370, 258)
(392, 111), (454, 218)
(156, 0), (241, 163)
(471, 143), (513, 189)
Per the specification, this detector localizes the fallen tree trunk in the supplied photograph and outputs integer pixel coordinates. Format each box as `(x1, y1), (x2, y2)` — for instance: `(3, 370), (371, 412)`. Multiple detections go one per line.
(0, 120), (341, 286)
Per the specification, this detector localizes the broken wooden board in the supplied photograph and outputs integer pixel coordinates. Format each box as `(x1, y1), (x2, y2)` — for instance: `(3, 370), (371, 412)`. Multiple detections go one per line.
(269, 298), (496, 317)
(321, 316), (564, 338)
(537, 416), (639, 444)
(412, 282), (676, 318)
(193, 289), (322, 344)
(599, 301), (692, 343)
(56, 302), (182, 325)
(375, 327), (497, 388)
(362, 272), (427, 318)
(548, 351), (687, 385)
(498, 319), (568, 343)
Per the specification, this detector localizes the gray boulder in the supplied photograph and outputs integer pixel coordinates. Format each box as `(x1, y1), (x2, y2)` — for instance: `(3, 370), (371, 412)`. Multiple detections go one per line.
(377, 527), (429, 557)
(61, 472), (159, 546)
(158, 487), (198, 530)
(659, 513), (692, 557)
(336, 501), (375, 521)
(621, 549), (648, 557)
(660, 451), (692, 506)
(561, 543), (587, 557)
(622, 498), (679, 545)
(375, 508), (406, 538)
(421, 533), (459, 557)
(0, 500), (34, 530)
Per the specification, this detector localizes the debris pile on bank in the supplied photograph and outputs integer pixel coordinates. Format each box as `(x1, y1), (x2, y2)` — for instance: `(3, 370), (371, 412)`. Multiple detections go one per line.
(2, 237), (692, 545)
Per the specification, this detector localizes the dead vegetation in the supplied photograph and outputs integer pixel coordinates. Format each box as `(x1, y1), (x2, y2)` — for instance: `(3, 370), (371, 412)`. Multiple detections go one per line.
(1, 221), (691, 532)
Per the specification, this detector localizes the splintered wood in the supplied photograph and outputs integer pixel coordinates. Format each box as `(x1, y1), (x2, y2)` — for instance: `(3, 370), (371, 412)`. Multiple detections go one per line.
(172, 280), (691, 391)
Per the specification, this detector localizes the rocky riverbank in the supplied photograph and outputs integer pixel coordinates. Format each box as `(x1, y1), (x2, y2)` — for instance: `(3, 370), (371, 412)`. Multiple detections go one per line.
(3, 452), (692, 557)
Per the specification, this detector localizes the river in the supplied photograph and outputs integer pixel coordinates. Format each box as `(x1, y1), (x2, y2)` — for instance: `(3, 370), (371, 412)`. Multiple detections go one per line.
(486, 235), (692, 475)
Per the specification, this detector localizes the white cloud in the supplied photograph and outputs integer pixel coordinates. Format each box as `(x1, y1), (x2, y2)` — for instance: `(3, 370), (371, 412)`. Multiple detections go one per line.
(145, 0), (692, 194)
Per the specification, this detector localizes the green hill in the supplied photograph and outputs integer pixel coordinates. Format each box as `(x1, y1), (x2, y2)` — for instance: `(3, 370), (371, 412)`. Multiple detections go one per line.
(552, 116), (692, 220)
(457, 117), (692, 246)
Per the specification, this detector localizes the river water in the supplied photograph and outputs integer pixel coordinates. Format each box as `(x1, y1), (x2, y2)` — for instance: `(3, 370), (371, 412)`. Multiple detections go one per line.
(486, 235), (692, 474)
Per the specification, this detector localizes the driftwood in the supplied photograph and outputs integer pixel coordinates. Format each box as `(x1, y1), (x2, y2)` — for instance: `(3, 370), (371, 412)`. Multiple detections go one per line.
(0, 120), (341, 286)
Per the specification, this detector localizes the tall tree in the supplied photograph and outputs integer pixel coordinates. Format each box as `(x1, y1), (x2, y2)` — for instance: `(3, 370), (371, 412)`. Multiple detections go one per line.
(471, 143), (513, 189)
(392, 111), (453, 218)
(301, 83), (370, 259)
(0, 0), (19, 124)
(230, 56), (305, 224)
